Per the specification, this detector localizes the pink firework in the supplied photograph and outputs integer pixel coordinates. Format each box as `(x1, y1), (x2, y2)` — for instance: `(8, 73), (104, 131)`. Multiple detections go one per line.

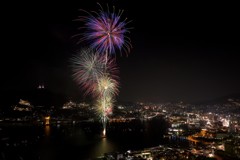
(71, 48), (119, 97)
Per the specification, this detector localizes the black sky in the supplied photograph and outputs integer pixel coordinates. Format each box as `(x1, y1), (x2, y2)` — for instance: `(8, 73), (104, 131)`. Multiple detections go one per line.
(2, 1), (240, 103)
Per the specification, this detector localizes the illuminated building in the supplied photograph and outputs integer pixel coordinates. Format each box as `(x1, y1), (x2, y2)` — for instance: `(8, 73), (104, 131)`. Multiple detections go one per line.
(13, 99), (33, 111)
(222, 118), (230, 127)
(37, 84), (45, 89)
(62, 100), (77, 109)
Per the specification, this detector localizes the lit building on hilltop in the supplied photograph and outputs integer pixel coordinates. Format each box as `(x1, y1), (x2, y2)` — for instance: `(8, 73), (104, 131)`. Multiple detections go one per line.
(13, 99), (33, 111)
(19, 99), (31, 106)
(62, 100), (77, 109)
(37, 84), (45, 89)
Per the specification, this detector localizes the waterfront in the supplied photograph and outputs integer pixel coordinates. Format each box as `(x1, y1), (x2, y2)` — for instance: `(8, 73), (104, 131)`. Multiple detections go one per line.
(0, 118), (189, 160)
(2, 99), (240, 159)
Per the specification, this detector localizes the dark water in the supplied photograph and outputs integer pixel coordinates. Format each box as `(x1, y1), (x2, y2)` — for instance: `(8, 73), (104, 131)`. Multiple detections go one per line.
(0, 118), (188, 160)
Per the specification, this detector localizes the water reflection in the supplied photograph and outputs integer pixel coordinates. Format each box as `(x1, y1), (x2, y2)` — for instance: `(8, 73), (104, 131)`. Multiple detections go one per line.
(1, 118), (172, 160)
(45, 125), (50, 137)
(90, 137), (116, 158)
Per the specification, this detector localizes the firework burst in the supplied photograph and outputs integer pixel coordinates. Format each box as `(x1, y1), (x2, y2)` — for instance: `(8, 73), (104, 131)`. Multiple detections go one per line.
(95, 96), (114, 121)
(71, 48), (104, 96)
(96, 74), (119, 98)
(95, 93), (115, 137)
(75, 3), (132, 57)
(71, 48), (119, 96)
(72, 3), (132, 137)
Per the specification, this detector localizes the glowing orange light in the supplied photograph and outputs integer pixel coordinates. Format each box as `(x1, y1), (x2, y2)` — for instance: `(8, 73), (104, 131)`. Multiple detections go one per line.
(45, 116), (50, 125)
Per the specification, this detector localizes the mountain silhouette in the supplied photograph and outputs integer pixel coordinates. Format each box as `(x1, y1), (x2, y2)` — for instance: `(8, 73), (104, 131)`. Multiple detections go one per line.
(193, 92), (240, 105)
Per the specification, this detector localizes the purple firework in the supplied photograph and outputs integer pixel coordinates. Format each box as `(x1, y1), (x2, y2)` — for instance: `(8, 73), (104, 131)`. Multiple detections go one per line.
(76, 3), (132, 56)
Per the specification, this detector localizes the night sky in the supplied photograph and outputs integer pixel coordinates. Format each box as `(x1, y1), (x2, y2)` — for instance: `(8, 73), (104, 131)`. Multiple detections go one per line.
(2, 1), (240, 103)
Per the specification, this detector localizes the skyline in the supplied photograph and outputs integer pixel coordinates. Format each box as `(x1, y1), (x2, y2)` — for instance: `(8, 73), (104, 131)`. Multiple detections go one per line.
(2, 1), (240, 103)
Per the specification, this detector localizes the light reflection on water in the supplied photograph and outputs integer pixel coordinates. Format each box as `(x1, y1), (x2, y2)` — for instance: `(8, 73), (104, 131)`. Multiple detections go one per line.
(90, 137), (116, 158)
(41, 124), (118, 159)
(40, 120), (169, 159)
(0, 118), (187, 160)
(44, 125), (50, 137)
